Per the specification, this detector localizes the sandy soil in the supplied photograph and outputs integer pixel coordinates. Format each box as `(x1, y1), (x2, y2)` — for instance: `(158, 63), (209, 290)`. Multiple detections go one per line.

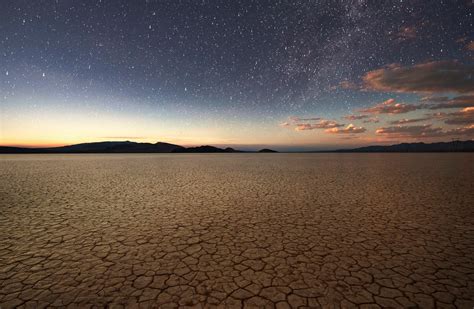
(0, 153), (473, 308)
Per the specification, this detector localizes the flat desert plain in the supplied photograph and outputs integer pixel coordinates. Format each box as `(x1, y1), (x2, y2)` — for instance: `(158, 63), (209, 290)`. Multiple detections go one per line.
(0, 154), (473, 308)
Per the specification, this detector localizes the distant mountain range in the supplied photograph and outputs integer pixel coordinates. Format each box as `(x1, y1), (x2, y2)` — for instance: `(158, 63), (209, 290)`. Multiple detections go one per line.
(0, 141), (276, 153)
(0, 140), (473, 154)
(329, 140), (474, 153)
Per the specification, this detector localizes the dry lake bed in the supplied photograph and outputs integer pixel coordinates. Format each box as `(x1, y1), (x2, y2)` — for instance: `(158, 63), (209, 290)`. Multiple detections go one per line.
(0, 153), (473, 308)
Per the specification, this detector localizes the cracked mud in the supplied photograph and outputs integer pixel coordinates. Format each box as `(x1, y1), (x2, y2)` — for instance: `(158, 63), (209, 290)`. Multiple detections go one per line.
(1, 154), (473, 308)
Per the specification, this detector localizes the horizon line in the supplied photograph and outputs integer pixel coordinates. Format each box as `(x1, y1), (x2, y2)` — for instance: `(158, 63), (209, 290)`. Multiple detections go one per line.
(1, 138), (472, 152)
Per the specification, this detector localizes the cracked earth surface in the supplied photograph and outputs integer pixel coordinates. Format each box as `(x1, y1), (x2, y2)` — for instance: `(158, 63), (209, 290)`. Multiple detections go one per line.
(0, 153), (473, 308)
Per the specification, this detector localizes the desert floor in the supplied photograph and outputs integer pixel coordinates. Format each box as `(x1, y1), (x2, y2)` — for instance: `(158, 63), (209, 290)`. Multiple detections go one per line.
(1, 154), (473, 308)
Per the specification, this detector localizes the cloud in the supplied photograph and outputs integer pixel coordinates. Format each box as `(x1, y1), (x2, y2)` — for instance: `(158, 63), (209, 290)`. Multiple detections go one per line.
(363, 61), (474, 94)
(298, 117), (322, 121)
(339, 80), (359, 90)
(420, 95), (474, 109)
(343, 114), (369, 120)
(295, 120), (344, 131)
(359, 98), (418, 114)
(280, 116), (322, 129)
(295, 124), (315, 131)
(362, 117), (380, 123)
(444, 107), (474, 125)
(376, 123), (474, 138)
(448, 124), (474, 136)
(424, 107), (474, 125)
(288, 116), (321, 122)
(375, 124), (444, 138)
(326, 124), (366, 134)
(389, 117), (432, 125)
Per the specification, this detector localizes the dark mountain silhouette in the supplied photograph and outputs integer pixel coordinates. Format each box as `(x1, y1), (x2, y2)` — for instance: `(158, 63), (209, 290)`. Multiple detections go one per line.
(258, 148), (278, 153)
(172, 146), (242, 153)
(331, 140), (474, 153)
(0, 141), (184, 153)
(1, 140), (472, 153)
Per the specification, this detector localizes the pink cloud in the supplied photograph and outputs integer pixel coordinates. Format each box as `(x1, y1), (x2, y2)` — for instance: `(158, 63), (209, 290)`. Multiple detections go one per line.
(376, 123), (474, 138)
(420, 95), (474, 109)
(339, 80), (359, 90)
(375, 124), (444, 138)
(389, 117), (432, 125)
(295, 120), (344, 131)
(343, 114), (369, 121)
(362, 117), (380, 123)
(359, 98), (418, 114)
(325, 124), (366, 134)
(363, 61), (474, 94)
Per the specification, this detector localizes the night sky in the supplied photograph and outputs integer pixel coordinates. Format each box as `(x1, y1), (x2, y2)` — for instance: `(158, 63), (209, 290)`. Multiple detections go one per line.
(1, 0), (473, 150)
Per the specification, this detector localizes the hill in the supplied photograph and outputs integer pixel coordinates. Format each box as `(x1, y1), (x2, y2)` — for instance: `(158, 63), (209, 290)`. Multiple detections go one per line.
(333, 140), (474, 153)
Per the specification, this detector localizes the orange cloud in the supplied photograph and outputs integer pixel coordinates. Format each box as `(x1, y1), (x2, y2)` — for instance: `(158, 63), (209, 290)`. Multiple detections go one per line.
(389, 117), (431, 125)
(288, 116), (321, 122)
(420, 95), (474, 109)
(339, 80), (359, 90)
(376, 123), (474, 138)
(295, 120), (344, 131)
(326, 124), (366, 134)
(359, 98), (418, 114)
(444, 107), (474, 125)
(343, 114), (369, 121)
(363, 61), (474, 94)
(376, 124), (444, 138)
(449, 124), (474, 135)
(362, 117), (379, 123)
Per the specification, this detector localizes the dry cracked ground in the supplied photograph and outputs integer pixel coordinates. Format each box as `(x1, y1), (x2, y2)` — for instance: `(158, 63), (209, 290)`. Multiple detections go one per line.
(0, 153), (473, 308)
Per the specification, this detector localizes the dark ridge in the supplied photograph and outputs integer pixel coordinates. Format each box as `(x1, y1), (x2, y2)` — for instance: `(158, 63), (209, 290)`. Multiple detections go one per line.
(1, 140), (473, 154)
(332, 140), (474, 153)
(172, 145), (242, 153)
(0, 141), (184, 154)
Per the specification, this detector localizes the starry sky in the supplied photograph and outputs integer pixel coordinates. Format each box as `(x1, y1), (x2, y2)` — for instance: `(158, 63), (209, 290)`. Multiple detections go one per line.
(1, 0), (473, 150)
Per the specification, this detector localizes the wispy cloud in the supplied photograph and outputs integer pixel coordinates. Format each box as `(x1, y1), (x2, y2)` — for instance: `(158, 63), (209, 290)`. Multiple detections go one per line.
(339, 80), (359, 90)
(362, 117), (380, 123)
(359, 98), (418, 114)
(448, 124), (474, 136)
(343, 114), (369, 121)
(363, 61), (474, 94)
(325, 124), (366, 134)
(289, 116), (321, 122)
(389, 117), (432, 125)
(444, 107), (474, 125)
(376, 124), (474, 138)
(429, 107), (474, 125)
(295, 120), (344, 131)
(375, 124), (444, 138)
(420, 95), (474, 109)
